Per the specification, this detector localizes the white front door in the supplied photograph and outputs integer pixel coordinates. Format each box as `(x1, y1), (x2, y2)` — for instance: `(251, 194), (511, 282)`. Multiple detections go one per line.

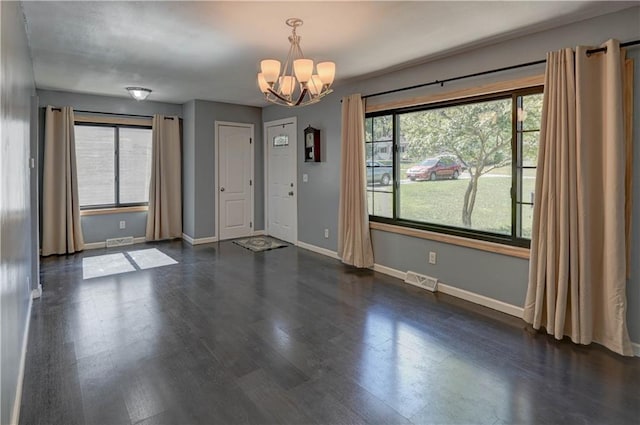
(266, 119), (297, 244)
(218, 123), (253, 240)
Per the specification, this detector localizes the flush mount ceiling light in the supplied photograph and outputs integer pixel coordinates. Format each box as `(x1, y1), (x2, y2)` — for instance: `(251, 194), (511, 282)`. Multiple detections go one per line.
(126, 87), (152, 101)
(257, 18), (335, 107)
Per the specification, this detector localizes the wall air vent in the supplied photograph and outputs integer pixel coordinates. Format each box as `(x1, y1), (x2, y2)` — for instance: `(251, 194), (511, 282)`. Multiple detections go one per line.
(405, 271), (438, 292)
(106, 236), (134, 247)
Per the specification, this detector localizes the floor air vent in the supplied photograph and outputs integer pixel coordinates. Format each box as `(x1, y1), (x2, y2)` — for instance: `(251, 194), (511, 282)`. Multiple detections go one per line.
(405, 271), (438, 292)
(106, 236), (134, 247)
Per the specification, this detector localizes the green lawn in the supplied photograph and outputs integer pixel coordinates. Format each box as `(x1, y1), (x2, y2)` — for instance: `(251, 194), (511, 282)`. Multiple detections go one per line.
(368, 175), (535, 237)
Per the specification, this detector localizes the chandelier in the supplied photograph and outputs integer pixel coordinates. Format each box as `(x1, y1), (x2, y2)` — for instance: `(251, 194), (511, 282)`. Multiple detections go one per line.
(257, 18), (335, 107)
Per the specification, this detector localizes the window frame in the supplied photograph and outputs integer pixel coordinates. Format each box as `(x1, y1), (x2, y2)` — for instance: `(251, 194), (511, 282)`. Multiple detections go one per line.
(74, 121), (153, 210)
(366, 85), (543, 248)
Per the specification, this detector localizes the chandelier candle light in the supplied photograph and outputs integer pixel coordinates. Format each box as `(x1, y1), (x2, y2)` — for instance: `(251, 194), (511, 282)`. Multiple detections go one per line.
(258, 18), (335, 107)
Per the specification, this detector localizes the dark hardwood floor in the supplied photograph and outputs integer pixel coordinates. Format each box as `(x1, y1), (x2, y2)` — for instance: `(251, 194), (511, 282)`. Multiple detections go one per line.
(20, 240), (640, 425)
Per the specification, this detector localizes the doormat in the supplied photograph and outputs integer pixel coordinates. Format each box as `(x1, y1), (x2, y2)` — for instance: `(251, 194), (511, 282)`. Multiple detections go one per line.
(233, 236), (288, 252)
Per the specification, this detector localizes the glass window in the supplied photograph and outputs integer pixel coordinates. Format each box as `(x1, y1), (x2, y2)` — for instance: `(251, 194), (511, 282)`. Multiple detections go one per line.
(365, 116), (394, 218)
(515, 92), (543, 239)
(366, 88), (543, 247)
(75, 126), (115, 207)
(119, 128), (152, 204)
(74, 124), (153, 208)
(399, 97), (512, 235)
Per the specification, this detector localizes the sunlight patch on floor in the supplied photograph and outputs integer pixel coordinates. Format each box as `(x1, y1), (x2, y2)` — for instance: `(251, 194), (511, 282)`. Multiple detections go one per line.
(127, 248), (178, 270)
(82, 248), (178, 279)
(82, 253), (136, 279)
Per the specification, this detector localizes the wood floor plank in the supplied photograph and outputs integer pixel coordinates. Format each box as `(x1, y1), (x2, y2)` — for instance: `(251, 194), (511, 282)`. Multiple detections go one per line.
(237, 368), (317, 424)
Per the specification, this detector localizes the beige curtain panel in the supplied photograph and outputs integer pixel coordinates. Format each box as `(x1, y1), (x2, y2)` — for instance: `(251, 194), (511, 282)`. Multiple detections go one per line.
(41, 106), (84, 256)
(146, 115), (182, 241)
(337, 94), (375, 268)
(524, 39), (633, 356)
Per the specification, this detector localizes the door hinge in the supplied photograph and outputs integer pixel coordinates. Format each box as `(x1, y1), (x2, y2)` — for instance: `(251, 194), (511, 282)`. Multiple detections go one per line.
(249, 138), (252, 144)
(250, 221), (253, 228)
(249, 179), (252, 186)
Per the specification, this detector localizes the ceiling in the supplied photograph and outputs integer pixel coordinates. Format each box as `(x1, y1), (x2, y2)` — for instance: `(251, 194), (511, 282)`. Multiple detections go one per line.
(21, 1), (635, 107)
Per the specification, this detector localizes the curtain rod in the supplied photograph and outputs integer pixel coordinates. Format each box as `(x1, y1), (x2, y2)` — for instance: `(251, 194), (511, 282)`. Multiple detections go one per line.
(361, 39), (640, 100)
(49, 108), (176, 119)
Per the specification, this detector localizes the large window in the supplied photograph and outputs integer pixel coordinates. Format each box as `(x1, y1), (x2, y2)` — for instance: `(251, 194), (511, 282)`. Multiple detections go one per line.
(75, 124), (152, 208)
(365, 88), (543, 247)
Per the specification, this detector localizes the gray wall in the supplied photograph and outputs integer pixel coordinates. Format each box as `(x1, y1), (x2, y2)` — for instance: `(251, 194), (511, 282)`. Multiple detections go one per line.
(1, 1), (37, 423)
(182, 99), (263, 239)
(81, 212), (148, 243)
(36, 89), (182, 244)
(263, 7), (640, 342)
(182, 100), (196, 237)
(30, 94), (39, 290)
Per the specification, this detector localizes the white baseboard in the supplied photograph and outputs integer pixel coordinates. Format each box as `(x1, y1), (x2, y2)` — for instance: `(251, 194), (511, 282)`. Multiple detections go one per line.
(182, 233), (218, 245)
(84, 241), (106, 250)
(372, 263), (406, 280)
(372, 261), (523, 318)
(84, 236), (146, 250)
(252, 230), (265, 236)
(11, 295), (33, 425)
(31, 283), (42, 300)
(437, 283), (524, 318)
(296, 241), (340, 260)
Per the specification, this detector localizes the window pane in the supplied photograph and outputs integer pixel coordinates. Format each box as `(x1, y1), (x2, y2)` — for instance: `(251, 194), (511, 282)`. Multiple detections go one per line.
(365, 117), (373, 142)
(398, 98), (512, 234)
(368, 190), (392, 218)
(119, 128), (152, 204)
(366, 154), (394, 188)
(373, 115), (392, 141)
(516, 166), (537, 204)
(75, 126), (115, 206)
(365, 142), (374, 161)
(520, 93), (543, 131)
(517, 169), (536, 238)
(516, 92), (542, 237)
(519, 203), (535, 239)
(522, 131), (539, 167)
(399, 172), (511, 235)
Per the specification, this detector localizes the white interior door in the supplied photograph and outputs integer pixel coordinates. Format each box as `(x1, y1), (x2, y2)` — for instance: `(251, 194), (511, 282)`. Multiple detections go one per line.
(266, 119), (297, 244)
(218, 123), (253, 240)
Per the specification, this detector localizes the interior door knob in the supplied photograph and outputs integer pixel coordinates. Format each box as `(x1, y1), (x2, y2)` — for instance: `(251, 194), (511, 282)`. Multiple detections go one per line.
(220, 187), (225, 192)
(288, 191), (294, 196)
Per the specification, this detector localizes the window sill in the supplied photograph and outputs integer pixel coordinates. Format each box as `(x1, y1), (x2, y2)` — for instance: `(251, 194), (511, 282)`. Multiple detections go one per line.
(369, 221), (530, 259)
(80, 206), (149, 216)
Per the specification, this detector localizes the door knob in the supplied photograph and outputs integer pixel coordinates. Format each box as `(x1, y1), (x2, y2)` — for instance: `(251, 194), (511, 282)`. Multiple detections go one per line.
(220, 187), (225, 192)
(290, 183), (294, 187)
(288, 191), (294, 196)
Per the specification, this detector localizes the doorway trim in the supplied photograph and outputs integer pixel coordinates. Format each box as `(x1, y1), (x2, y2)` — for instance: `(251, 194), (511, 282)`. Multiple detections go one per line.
(263, 116), (298, 244)
(214, 120), (255, 241)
